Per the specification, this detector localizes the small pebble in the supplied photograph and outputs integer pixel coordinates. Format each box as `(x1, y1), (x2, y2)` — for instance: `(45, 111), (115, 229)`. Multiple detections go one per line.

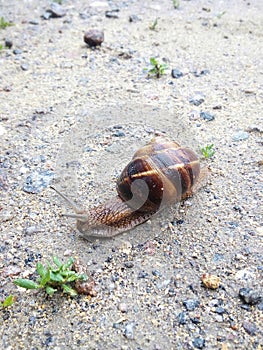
(152, 269), (162, 277)
(201, 273), (220, 289)
(84, 29), (104, 47)
(232, 131), (249, 141)
(4, 39), (13, 49)
(215, 306), (225, 314)
(129, 14), (140, 22)
(124, 322), (135, 339)
(105, 9), (119, 18)
(200, 111), (215, 121)
(171, 68), (184, 79)
(183, 299), (200, 311)
(192, 337), (205, 349)
(189, 93), (205, 106)
(138, 271), (148, 279)
(21, 63), (29, 71)
(239, 288), (262, 305)
(23, 226), (45, 235)
(192, 69), (209, 77)
(124, 261), (134, 268)
(48, 2), (66, 18)
(242, 321), (257, 335)
(189, 110), (200, 121)
(23, 169), (54, 193)
(118, 303), (128, 313)
(177, 312), (187, 325)
(13, 49), (22, 55)
(113, 130), (125, 137)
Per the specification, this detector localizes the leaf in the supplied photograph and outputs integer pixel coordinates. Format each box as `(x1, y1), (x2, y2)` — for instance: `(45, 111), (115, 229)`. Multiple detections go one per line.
(39, 268), (51, 286)
(36, 262), (47, 277)
(45, 286), (57, 296)
(2, 295), (14, 307)
(63, 257), (74, 270)
(150, 57), (157, 66)
(53, 256), (63, 268)
(14, 279), (40, 289)
(78, 274), (88, 281)
(50, 271), (65, 283)
(62, 284), (78, 297)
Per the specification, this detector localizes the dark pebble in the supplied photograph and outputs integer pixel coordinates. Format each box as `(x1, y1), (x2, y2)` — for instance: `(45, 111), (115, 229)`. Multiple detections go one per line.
(191, 317), (201, 324)
(189, 93), (205, 106)
(242, 321), (257, 335)
(129, 14), (140, 22)
(23, 169), (54, 194)
(200, 111), (215, 121)
(5, 39), (13, 49)
(192, 69), (210, 77)
(239, 288), (262, 305)
(113, 130), (125, 137)
(177, 312), (187, 325)
(105, 255), (113, 263)
(183, 299), (200, 311)
(45, 336), (53, 346)
(124, 261), (134, 268)
(192, 337), (205, 349)
(105, 9), (119, 18)
(84, 29), (104, 47)
(171, 68), (184, 79)
(21, 63), (29, 71)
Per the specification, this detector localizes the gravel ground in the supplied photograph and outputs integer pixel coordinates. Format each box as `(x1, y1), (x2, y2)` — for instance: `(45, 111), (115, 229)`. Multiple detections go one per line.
(0, 0), (262, 349)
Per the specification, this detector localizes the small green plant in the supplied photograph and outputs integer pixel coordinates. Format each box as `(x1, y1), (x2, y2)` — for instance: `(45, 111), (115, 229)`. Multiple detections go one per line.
(0, 295), (15, 308)
(215, 11), (226, 19)
(0, 44), (3, 50)
(145, 57), (168, 78)
(0, 17), (14, 29)
(14, 257), (87, 297)
(200, 144), (215, 158)
(173, 0), (180, 9)
(149, 18), (158, 30)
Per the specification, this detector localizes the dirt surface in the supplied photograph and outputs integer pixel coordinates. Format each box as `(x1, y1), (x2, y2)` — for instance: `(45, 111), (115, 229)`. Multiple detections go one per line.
(0, 0), (262, 349)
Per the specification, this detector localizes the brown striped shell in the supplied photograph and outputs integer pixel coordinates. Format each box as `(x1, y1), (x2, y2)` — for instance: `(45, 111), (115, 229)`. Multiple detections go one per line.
(117, 137), (200, 214)
(51, 136), (201, 239)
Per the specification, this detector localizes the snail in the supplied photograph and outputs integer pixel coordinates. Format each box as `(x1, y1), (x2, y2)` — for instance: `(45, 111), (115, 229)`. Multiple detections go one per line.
(51, 136), (201, 238)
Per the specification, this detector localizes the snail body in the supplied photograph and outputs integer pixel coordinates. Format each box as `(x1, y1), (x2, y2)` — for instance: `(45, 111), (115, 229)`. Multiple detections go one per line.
(52, 136), (200, 238)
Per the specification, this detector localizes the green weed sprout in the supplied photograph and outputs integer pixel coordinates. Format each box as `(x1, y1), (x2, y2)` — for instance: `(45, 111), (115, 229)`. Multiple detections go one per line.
(0, 295), (15, 308)
(14, 257), (87, 297)
(145, 57), (168, 78)
(149, 18), (158, 30)
(0, 17), (14, 29)
(200, 144), (215, 158)
(173, 0), (180, 9)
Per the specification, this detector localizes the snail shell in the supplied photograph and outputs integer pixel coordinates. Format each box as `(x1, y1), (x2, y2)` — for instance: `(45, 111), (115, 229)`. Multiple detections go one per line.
(52, 136), (200, 238)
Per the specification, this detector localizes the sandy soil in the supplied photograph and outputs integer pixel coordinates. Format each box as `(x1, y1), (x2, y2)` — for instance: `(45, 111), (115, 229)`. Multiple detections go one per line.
(0, 0), (262, 349)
